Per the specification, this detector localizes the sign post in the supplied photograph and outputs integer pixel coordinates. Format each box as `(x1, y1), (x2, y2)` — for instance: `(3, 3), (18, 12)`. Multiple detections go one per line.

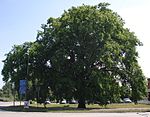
(19, 80), (29, 108)
(19, 80), (27, 95)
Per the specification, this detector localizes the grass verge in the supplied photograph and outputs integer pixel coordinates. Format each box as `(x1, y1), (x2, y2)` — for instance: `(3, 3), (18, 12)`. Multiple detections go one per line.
(1, 103), (150, 113)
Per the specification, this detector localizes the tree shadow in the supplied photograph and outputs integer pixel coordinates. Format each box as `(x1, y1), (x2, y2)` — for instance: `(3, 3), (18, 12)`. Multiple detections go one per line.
(0, 105), (102, 112)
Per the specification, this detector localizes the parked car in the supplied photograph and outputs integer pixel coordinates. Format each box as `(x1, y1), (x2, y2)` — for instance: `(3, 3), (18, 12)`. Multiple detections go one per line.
(123, 98), (132, 103)
(44, 100), (51, 104)
(69, 99), (78, 104)
(60, 99), (67, 104)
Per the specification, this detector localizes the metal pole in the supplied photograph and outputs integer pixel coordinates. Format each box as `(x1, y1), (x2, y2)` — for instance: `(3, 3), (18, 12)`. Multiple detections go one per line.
(24, 49), (29, 108)
(20, 94), (21, 106)
(13, 91), (15, 106)
(26, 50), (29, 101)
(12, 83), (15, 106)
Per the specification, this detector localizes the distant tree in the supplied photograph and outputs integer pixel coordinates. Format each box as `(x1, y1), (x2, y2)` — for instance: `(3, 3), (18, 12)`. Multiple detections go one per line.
(1, 42), (34, 100)
(0, 89), (3, 97)
(1, 41), (52, 102)
(2, 82), (13, 99)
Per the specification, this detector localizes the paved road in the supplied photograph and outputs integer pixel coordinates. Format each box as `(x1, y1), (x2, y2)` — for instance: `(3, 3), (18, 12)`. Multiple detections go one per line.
(0, 112), (150, 117)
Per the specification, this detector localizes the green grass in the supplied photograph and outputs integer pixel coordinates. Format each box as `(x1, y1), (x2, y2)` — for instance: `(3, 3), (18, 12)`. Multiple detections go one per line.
(0, 97), (12, 102)
(1, 103), (150, 112)
(105, 103), (150, 108)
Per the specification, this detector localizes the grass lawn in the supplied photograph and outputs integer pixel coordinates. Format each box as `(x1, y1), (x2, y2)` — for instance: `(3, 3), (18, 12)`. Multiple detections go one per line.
(1, 103), (150, 112)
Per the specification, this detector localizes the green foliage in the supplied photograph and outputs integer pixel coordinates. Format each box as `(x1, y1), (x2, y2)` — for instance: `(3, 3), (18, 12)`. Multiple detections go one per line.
(0, 89), (3, 97)
(1, 3), (146, 108)
(0, 82), (14, 101)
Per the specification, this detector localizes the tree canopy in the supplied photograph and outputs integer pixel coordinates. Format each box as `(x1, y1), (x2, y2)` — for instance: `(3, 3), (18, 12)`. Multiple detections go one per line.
(1, 3), (146, 108)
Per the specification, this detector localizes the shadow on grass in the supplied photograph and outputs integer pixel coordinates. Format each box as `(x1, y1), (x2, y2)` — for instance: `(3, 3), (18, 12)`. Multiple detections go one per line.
(0, 105), (96, 112)
(0, 106), (47, 112)
(1, 104), (150, 113)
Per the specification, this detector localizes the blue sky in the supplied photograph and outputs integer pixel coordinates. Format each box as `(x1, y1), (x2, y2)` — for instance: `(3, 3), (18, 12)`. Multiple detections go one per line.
(0, 0), (150, 88)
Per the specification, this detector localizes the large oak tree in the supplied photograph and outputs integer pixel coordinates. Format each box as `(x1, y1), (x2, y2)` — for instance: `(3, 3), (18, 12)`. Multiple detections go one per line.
(2, 3), (146, 108)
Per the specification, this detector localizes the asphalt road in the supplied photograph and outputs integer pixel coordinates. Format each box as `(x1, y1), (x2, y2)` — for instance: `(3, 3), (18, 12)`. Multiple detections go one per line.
(0, 112), (150, 117)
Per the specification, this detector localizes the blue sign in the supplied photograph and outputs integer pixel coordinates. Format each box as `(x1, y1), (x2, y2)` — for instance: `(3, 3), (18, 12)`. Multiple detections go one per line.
(19, 80), (27, 95)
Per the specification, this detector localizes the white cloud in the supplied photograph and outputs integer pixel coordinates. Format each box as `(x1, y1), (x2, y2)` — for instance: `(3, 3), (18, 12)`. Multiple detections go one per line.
(119, 3), (150, 78)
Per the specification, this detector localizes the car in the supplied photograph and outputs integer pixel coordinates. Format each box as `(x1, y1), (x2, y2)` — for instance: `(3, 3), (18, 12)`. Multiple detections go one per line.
(44, 100), (51, 104)
(69, 99), (78, 104)
(123, 98), (132, 103)
(60, 99), (67, 104)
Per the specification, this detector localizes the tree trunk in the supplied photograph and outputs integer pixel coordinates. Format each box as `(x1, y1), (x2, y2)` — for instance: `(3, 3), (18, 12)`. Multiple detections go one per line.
(78, 97), (86, 109)
(77, 75), (86, 109)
